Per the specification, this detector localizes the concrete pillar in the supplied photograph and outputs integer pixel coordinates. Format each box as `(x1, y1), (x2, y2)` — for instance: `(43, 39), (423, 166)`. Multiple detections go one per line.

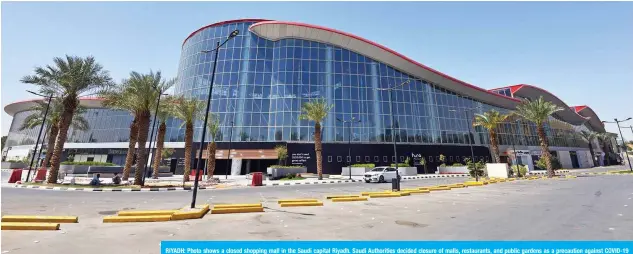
(230, 158), (242, 176)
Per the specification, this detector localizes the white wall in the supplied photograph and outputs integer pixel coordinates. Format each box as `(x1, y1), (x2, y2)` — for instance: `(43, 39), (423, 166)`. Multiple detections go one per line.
(557, 151), (573, 169)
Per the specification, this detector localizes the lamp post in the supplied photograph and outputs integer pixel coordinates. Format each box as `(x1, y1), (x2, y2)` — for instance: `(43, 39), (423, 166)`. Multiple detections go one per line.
(25, 90), (54, 182)
(376, 79), (413, 191)
(224, 120), (235, 179)
(449, 107), (478, 181)
(337, 117), (361, 180)
(191, 29), (239, 208)
(141, 88), (168, 186)
(602, 118), (632, 171)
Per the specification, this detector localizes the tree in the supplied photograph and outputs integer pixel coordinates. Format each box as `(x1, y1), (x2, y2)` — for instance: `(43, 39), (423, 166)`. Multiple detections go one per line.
(101, 70), (173, 185)
(473, 110), (509, 163)
(152, 96), (175, 179)
(578, 130), (598, 167)
(298, 98), (333, 180)
(170, 96), (204, 182)
(22, 56), (112, 183)
(20, 99), (90, 169)
(205, 113), (220, 180)
(512, 96), (564, 178)
(1, 136), (6, 149)
(274, 145), (288, 166)
(596, 133), (617, 166)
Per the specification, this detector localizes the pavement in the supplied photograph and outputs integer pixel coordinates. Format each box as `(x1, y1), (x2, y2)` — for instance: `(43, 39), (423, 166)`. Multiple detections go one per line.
(1, 165), (632, 254)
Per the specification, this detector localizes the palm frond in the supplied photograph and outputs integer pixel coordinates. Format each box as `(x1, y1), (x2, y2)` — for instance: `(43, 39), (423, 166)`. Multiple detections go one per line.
(206, 113), (221, 141)
(472, 110), (509, 130)
(298, 98), (333, 124)
(512, 96), (564, 126)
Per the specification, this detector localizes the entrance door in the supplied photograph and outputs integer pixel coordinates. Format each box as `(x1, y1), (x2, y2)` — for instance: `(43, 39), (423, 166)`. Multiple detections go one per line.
(569, 151), (580, 168)
(169, 159), (177, 173)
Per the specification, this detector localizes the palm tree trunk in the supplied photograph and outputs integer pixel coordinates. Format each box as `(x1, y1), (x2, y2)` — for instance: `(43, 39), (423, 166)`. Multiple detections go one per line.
(42, 121), (59, 169)
(47, 98), (78, 184)
(488, 129), (500, 163)
(152, 122), (166, 179)
(183, 122), (193, 182)
(206, 141), (217, 180)
(134, 110), (151, 185)
(588, 142), (596, 167)
(315, 122), (323, 180)
(122, 118), (138, 181)
(536, 124), (554, 178)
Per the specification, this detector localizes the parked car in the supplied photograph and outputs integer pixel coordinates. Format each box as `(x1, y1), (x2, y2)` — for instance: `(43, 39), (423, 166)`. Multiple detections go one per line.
(364, 167), (400, 183)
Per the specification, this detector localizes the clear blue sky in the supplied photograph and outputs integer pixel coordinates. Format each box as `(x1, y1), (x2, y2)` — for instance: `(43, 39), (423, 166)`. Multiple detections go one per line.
(2, 2), (632, 141)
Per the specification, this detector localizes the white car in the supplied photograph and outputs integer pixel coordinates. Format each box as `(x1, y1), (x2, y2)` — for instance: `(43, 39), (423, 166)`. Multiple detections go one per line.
(364, 167), (401, 183)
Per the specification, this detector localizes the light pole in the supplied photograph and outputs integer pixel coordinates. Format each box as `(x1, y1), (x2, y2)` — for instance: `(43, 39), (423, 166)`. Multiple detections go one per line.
(25, 90), (54, 182)
(337, 117), (361, 180)
(602, 118), (632, 171)
(142, 88), (168, 186)
(224, 119), (235, 180)
(191, 29), (239, 208)
(449, 107), (478, 181)
(376, 79), (413, 191)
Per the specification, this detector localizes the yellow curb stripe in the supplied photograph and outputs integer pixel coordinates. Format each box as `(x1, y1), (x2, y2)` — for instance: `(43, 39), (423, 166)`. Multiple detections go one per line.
(326, 195), (360, 199)
(403, 189), (430, 194)
(117, 210), (178, 216)
(103, 215), (172, 223)
(2, 222), (60, 230)
(211, 207), (264, 214)
(429, 186), (451, 191)
(331, 197), (368, 202)
(2, 215), (78, 223)
(171, 204), (210, 220)
(279, 201), (324, 207)
(368, 193), (402, 198)
(213, 204), (262, 209)
(277, 199), (319, 204)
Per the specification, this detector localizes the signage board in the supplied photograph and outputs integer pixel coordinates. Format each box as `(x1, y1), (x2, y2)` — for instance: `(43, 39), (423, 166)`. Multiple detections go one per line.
(411, 153), (424, 166)
(290, 153), (311, 166)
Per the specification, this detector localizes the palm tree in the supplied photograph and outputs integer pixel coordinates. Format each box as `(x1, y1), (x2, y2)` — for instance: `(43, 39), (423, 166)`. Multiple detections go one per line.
(472, 110), (509, 163)
(19, 99), (90, 169)
(170, 96), (204, 182)
(101, 71), (173, 185)
(578, 130), (598, 167)
(513, 96), (564, 177)
(596, 132), (617, 166)
(298, 98), (333, 180)
(205, 113), (220, 180)
(152, 99), (173, 179)
(21, 56), (112, 183)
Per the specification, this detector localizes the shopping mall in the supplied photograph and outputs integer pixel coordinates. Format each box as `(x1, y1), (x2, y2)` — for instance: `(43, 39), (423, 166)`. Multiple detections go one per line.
(2, 19), (619, 175)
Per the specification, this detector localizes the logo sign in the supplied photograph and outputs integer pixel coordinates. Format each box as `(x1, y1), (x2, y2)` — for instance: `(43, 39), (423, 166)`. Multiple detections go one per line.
(530, 151), (542, 156)
(508, 150), (530, 156)
(290, 153), (311, 166)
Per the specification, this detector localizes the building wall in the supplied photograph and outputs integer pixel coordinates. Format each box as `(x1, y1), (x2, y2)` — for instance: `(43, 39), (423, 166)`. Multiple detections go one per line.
(557, 151), (573, 169)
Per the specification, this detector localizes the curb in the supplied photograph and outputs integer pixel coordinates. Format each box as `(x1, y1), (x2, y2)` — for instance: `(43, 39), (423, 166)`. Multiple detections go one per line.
(264, 174), (469, 186)
(10, 184), (236, 192)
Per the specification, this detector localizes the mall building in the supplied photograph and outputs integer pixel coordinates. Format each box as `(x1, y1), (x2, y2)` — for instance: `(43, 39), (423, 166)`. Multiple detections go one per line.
(2, 19), (619, 175)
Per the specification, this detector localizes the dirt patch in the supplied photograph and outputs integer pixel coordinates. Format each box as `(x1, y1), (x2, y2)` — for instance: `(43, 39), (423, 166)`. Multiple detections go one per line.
(254, 214), (271, 224)
(395, 220), (428, 228)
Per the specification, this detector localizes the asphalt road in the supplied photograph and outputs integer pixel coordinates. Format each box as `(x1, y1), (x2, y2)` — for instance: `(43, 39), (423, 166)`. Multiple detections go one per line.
(1, 167), (632, 254)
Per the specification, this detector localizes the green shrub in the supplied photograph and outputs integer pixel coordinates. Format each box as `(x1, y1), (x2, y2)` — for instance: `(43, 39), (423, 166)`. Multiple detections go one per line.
(60, 161), (116, 166)
(350, 163), (375, 168)
(465, 158), (485, 178)
(536, 156), (562, 170)
(390, 163), (409, 167)
(509, 165), (528, 177)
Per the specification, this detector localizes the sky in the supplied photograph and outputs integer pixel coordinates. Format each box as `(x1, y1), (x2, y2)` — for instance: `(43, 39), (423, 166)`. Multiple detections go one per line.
(1, 1), (633, 141)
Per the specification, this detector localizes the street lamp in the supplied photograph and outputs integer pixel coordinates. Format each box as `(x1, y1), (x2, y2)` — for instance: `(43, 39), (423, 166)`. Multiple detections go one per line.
(602, 117), (632, 171)
(141, 88), (169, 186)
(376, 79), (413, 191)
(25, 90), (55, 182)
(337, 116), (361, 180)
(191, 29), (239, 208)
(448, 107), (479, 181)
(224, 119), (235, 180)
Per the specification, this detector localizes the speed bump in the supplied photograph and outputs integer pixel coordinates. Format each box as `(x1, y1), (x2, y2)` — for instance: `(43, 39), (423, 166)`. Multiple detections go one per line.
(117, 210), (178, 216)
(464, 181), (485, 186)
(2, 215), (78, 223)
(326, 195), (360, 199)
(103, 215), (172, 223)
(277, 199), (319, 204)
(368, 193), (402, 198)
(331, 197), (368, 202)
(361, 191), (391, 196)
(279, 201), (323, 207)
(2, 222), (60, 230)
(211, 207), (265, 214)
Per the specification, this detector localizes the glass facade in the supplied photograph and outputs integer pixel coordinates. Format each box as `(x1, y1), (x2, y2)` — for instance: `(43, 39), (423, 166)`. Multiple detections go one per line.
(5, 20), (591, 151)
